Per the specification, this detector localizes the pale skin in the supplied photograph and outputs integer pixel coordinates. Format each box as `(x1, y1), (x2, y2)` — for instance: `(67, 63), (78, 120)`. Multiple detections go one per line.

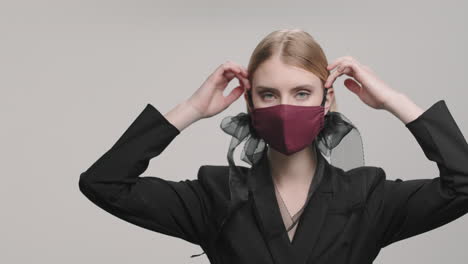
(164, 55), (424, 216)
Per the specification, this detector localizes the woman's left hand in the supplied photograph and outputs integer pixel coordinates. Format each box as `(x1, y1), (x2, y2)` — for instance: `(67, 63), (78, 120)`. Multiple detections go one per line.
(324, 56), (401, 110)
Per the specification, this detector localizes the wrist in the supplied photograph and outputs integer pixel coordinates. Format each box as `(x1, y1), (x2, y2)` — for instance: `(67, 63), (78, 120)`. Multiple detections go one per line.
(164, 100), (203, 132)
(382, 92), (424, 125)
(182, 100), (204, 122)
(382, 91), (406, 113)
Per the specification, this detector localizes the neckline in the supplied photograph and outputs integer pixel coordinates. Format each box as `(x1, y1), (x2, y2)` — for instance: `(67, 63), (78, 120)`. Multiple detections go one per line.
(273, 146), (325, 243)
(247, 143), (333, 263)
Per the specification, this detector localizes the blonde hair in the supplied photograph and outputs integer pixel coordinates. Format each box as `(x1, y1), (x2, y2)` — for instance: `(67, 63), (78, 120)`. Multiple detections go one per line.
(245, 29), (337, 113)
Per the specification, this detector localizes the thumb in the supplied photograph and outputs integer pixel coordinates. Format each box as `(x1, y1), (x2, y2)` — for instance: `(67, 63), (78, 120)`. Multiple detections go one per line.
(344, 78), (362, 95)
(224, 85), (245, 106)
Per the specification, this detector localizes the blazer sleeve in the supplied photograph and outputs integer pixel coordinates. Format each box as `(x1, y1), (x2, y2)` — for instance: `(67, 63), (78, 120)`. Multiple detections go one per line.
(367, 99), (468, 249)
(78, 104), (211, 247)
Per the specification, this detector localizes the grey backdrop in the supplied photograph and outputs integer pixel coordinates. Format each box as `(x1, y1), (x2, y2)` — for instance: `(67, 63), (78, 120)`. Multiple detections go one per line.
(1, 0), (467, 263)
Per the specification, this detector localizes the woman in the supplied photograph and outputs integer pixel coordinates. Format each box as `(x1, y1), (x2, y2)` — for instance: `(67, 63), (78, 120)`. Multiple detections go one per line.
(79, 29), (468, 263)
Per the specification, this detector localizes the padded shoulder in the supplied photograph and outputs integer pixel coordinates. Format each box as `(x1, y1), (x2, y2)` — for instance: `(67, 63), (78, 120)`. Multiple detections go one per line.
(334, 165), (383, 206)
(196, 164), (254, 241)
(197, 165), (235, 207)
(197, 164), (250, 194)
(196, 165), (252, 229)
(353, 166), (386, 203)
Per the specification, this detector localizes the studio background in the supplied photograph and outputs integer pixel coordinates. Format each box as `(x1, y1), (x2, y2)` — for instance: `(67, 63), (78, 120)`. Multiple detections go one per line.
(1, 0), (467, 263)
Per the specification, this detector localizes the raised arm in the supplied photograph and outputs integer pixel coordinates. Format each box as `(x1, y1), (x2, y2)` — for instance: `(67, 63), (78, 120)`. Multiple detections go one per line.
(78, 103), (210, 246)
(78, 60), (250, 249)
(366, 99), (468, 248)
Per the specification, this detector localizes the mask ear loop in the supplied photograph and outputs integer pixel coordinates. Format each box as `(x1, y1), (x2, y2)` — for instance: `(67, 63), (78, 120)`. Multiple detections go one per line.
(246, 88), (254, 112)
(321, 87), (328, 107)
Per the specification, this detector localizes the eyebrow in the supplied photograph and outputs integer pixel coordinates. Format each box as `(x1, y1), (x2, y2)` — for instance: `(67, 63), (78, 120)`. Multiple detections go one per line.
(255, 84), (315, 92)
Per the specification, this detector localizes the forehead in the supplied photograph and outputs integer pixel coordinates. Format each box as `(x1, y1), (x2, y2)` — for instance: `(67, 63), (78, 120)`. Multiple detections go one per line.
(252, 57), (322, 91)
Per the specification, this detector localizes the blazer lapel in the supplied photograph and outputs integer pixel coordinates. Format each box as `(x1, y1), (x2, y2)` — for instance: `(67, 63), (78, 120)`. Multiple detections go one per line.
(248, 145), (335, 264)
(292, 151), (334, 263)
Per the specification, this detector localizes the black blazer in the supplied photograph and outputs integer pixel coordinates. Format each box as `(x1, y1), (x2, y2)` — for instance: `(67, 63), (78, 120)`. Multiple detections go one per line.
(79, 99), (468, 264)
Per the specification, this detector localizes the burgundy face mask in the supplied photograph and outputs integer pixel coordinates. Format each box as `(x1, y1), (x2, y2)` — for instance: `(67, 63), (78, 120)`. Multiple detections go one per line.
(250, 88), (328, 156)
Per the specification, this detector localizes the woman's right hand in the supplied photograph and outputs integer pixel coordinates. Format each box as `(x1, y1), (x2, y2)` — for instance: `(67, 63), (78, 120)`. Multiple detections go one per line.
(186, 61), (251, 119)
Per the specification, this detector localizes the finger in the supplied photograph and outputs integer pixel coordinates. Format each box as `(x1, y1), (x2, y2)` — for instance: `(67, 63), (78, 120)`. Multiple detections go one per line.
(324, 60), (356, 88)
(229, 62), (250, 80)
(324, 66), (344, 88)
(337, 60), (366, 84)
(224, 61), (244, 76)
(213, 61), (240, 79)
(228, 69), (250, 89)
(238, 65), (249, 78)
(213, 62), (235, 78)
(224, 63), (242, 77)
(326, 58), (340, 71)
(222, 70), (237, 83)
(226, 60), (249, 79)
(326, 56), (348, 71)
(240, 74), (251, 90)
(219, 64), (242, 83)
(210, 64), (230, 86)
(345, 56), (362, 67)
(339, 64), (354, 75)
(326, 56), (359, 71)
(243, 67), (249, 77)
(227, 63), (250, 89)
(224, 85), (245, 105)
(223, 69), (251, 92)
(222, 68), (237, 78)
(325, 58), (351, 88)
(212, 62), (251, 92)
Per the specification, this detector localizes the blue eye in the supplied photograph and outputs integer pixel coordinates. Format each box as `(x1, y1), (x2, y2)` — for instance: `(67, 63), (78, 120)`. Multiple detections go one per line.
(261, 93), (274, 100)
(296, 92), (310, 99)
(260, 91), (310, 100)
